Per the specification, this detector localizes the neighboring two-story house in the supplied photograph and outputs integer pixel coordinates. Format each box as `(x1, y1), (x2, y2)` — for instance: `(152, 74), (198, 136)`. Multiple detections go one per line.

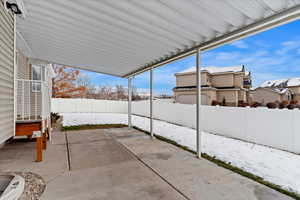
(251, 78), (300, 104)
(173, 65), (251, 106)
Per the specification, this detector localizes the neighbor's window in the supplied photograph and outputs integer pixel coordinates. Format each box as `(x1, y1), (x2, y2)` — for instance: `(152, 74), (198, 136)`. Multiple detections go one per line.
(32, 65), (41, 92)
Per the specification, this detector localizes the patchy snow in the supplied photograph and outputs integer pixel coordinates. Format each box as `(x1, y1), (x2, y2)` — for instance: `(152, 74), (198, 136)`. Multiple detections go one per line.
(177, 65), (244, 74)
(61, 113), (127, 126)
(260, 79), (287, 88)
(272, 88), (289, 94)
(287, 77), (300, 87)
(60, 112), (300, 194)
(260, 77), (300, 88)
(253, 87), (290, 94)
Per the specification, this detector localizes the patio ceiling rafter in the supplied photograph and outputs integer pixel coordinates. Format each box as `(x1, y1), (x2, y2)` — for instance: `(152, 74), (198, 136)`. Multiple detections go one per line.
(124, 3), (300, 78)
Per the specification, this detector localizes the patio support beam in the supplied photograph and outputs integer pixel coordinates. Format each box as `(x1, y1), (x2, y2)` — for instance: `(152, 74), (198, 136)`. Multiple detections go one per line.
(128, 77), (132, 128)
(196, 49), (202, 158)
(150, 68), (154, 139)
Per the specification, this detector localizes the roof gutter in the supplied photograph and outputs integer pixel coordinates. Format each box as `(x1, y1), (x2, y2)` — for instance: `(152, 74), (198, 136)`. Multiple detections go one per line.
(123, 4), (300, 78)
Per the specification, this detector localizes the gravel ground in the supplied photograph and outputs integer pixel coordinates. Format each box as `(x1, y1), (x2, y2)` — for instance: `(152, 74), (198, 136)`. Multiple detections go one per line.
(1, 172), (46, 200)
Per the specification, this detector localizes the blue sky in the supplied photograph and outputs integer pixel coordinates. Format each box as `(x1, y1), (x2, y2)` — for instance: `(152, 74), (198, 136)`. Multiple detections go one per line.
(79, 19), (300, 95)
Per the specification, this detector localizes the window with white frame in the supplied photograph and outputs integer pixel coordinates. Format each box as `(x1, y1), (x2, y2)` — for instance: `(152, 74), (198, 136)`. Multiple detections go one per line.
(32, 65), (41, 92)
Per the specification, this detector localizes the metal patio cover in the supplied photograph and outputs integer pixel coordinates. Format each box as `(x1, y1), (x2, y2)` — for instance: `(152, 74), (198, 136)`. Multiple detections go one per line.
(17, 0), (300, 77)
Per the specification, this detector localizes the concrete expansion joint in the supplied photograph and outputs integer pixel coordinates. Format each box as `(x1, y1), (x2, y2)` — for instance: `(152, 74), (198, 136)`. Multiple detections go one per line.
(64, 132), (71, 171)
(108, 134), (191, 200)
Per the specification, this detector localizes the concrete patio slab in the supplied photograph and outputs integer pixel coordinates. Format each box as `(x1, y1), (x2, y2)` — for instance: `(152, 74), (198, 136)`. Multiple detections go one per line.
(108, 128), (293, 200)
(42, 159), (185, 200)
(68, 139), (134, 171)
(50, 131), (66, 145)
(66, 129), (111, 144)
(0, 132), (69, 183)
(0, 128), (294, 200)
(42, 129), (186, 200)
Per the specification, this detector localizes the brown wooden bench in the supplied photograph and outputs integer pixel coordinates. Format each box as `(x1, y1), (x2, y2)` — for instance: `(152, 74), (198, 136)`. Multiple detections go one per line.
(16, 121), (48, 162)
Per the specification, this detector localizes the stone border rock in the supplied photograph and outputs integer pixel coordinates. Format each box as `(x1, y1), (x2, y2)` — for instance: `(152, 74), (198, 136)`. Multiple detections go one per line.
(1, 172), (46, 200)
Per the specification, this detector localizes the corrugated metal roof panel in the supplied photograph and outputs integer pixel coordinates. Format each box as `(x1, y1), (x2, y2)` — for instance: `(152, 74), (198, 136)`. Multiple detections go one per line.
(16, 0), (300, 77)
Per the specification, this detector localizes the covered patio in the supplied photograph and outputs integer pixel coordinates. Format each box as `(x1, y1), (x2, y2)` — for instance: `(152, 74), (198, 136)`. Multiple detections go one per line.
(0, 128), (292, 199)
(15, 0), (300, 159)
(2, 0), (300, 199)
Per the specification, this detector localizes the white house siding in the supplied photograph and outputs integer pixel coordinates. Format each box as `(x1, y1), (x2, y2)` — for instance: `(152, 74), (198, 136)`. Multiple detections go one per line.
(16, 60), (48, 120)
(16, 50), (30, 79)
(16, 49), (55, 121)
(16, 50), (30, 119)
(0, 4), (14, 143)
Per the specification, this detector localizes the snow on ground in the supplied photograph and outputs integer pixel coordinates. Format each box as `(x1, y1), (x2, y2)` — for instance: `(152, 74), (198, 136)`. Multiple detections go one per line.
(61, 112), (300, 194)
(62, 113), (127, 126)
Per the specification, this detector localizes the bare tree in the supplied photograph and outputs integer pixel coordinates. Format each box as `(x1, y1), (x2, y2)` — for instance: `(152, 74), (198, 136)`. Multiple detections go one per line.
(52, 65), (87, 98)
(132, 86), (143, 101)
(76, 73), (95, 98)
(96, 86), (113, 100)
(115, 85), (127, 100)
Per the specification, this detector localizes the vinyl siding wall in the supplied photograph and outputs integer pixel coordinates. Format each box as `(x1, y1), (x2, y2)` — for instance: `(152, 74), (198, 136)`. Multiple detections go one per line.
(16, 53), (49, 120)
(211, 74), (234, 88)
(0, 3), (14, 143)
(251, 88), (282, 104)
(176, 73), (208, 87)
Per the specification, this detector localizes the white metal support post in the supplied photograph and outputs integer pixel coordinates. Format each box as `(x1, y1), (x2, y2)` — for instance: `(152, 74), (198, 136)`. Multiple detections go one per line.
(150, 68), (154, 139)
(196, 49), (202, 158)
(128, 77), (132, 128)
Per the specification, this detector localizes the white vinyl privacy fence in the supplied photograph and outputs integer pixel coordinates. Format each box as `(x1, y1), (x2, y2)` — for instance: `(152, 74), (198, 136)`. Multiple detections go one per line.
(52, 98), (128, 114)
(52, 98), (300, 154)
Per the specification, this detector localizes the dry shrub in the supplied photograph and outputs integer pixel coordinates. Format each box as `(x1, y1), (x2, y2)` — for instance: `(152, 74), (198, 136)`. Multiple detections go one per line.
(266, 102), (277, 109)
(290, 100), (298, 105)
(287, 104), (297, 110)
(279, 102), (287, 109)
(211, 100), (220, 106)
(250, 101), (261, 108)
(238, 101), (249, 107)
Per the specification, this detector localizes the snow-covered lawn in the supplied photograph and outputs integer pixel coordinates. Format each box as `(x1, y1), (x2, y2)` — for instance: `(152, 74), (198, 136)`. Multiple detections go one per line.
(61, 112), (300, 194)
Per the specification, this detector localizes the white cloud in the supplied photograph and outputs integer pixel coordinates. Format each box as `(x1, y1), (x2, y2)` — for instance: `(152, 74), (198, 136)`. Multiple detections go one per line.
(276, 40), (300, 55)
(253, 40), (271, 48)
(215, 51), (240, 60)
(239, 50), (268, 63)
(230, 40), (248, 49)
